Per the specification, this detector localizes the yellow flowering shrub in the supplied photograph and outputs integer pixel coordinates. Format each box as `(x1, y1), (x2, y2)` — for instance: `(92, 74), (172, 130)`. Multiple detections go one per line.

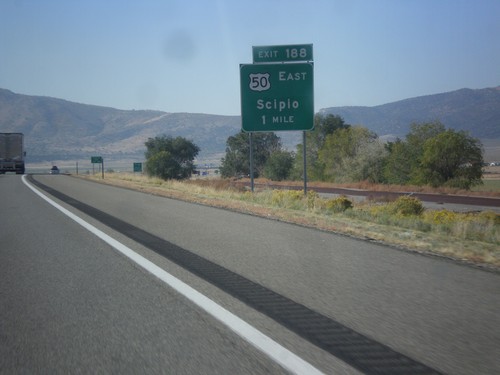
(325, 196), (353, 213)
(271, 189), (304, 207)
(424, 209), (459, 225)
(306, 190), (320, 210)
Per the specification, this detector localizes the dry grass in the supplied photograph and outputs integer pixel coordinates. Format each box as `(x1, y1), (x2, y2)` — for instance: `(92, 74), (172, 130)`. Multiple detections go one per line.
(79, 173), (500, 270)
(248, 176), (500, 197)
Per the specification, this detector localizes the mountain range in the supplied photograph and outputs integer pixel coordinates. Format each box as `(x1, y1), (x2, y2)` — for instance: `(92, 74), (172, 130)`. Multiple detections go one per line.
(0, 86), (499, 164)
(321, 86), (500, 139)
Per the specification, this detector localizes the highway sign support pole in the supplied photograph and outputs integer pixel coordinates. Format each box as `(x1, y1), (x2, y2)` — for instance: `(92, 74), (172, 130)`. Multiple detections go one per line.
(303, 131), (307, 195)
(249, 132), (254, 192)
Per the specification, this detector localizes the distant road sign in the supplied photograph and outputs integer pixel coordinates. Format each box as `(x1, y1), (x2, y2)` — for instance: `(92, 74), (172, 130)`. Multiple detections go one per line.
(240, 62), (314, 132)
(91, 156), (103, 163)
(133, 162), (142, 172)
(253, 44), (313, 63)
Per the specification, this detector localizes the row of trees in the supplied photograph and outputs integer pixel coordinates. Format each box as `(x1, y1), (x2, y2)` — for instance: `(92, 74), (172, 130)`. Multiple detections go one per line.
(144, 114), (484, 190)
(219, 114), (484, 189)
(383, 122), (483, 188)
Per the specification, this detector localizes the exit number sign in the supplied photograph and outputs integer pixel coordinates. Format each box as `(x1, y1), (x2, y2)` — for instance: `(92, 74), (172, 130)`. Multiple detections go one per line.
(253, 44), (313, 63)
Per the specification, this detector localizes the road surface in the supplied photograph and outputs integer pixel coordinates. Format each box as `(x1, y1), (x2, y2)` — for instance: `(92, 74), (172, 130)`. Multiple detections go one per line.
(1, 174), (499, 374)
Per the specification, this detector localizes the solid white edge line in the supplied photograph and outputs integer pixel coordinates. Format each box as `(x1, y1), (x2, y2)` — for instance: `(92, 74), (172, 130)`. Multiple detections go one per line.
(22, 175), (326, 375)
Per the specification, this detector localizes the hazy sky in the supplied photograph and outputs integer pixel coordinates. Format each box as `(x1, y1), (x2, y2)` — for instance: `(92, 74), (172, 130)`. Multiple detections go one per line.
(1, 0), (499, 115)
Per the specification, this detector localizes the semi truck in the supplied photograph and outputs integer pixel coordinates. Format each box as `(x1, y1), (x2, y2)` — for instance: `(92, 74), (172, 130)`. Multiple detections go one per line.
(0, 133), (25, 174)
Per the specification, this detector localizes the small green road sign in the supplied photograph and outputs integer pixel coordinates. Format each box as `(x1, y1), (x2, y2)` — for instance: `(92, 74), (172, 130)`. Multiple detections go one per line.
(91, 156), (103, 163)
(253, 44), (313, 63)
(240, 62), (314, 132)
(133, 162), (142, 172)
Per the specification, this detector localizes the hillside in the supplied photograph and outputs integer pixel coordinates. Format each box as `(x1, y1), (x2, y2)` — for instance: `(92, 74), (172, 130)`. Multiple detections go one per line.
(321, 86), (500, 138)
(0, 88), (240, 162)
(1, 86), (499, 164)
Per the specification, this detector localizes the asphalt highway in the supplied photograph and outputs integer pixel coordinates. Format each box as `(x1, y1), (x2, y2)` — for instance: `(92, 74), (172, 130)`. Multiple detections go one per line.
(0, 175), (290, 374)
(1, 174), (499, 374)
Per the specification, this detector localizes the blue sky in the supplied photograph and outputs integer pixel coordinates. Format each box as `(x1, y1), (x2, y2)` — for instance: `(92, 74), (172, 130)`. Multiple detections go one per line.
(1, 0), (499, 115)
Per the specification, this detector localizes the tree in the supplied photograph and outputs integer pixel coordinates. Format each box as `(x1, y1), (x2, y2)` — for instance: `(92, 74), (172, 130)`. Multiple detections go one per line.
(309, 113), (351, 148)
(263, 150), (295, 181)
(406, 121), (446, 149)
(219, 131), (282, 178)
(383, 121), (446, 185)
(144, 135), (199, 180)
(405, 121), (446, 184)
(383, 139), (414, 184)
(419, 130), (483, 189)
(382, 122), (484, 189)
(293, 114), (350, 180)
(318, 126), (386, 182)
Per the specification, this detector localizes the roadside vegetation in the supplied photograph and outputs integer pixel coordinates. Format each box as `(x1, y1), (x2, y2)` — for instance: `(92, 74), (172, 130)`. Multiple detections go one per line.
(144, 135), (199, 180)
(81, 172), (499, 269)
(220, 116), (484, 190)
(96, 115), (498, 269)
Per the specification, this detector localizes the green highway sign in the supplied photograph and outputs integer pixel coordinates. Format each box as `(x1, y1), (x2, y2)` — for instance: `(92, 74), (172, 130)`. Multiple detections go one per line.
(240, 62), (314, 132)
(133, 162), (142, 172)
(91, 156), (103, 163)
(252, 44), (313, 63)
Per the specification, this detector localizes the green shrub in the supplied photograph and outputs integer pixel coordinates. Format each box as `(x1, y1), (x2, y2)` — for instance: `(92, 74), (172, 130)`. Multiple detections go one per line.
(390, 196), (424, 216)
(325, 196), (353, 213)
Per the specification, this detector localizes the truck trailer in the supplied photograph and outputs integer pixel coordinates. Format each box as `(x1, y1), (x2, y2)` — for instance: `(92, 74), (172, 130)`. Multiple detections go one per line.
(0, 133), (25, 174)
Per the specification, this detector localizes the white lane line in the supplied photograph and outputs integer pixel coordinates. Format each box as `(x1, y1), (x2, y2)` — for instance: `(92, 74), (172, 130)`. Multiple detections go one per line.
(22, 176), (325, 375)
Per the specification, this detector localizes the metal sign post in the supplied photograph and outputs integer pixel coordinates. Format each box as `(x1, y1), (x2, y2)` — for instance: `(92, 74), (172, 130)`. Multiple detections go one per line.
(249, 133), (254, 192)
(303, 131), (307, 195)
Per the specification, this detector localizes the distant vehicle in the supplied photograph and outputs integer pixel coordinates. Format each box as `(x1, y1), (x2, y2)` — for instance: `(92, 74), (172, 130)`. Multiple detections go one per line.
(50, 166), (59, 174)
(0, 133), (25, 174)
